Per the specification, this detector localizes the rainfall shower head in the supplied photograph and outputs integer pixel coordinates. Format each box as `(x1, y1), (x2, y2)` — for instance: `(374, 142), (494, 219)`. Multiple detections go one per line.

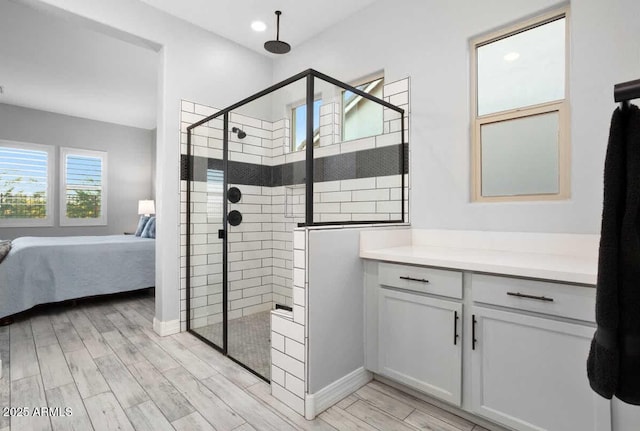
(231, 127), (247, 139)
(264, 11), (291, 54)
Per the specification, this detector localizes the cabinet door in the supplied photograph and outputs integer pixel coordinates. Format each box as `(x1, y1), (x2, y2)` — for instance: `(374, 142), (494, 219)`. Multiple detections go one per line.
(378, 288), (462, 406)
(471, 306), (611, 431)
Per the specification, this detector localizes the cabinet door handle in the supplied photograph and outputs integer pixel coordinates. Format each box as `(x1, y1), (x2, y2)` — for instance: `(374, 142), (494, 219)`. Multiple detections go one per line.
(453, 310), (460, 345)
(399, 276), (429, 283)
(506, 291), (554, 302)
(472, 314), (477, 350)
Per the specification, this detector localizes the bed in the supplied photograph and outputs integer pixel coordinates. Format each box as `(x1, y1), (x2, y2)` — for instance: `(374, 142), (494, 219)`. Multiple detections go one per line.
(0, 235), (155, 319)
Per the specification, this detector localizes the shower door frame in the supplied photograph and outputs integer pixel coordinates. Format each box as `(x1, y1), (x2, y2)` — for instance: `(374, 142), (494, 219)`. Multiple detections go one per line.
(185, 69), (407, 380)
(184, 112), (230, 357)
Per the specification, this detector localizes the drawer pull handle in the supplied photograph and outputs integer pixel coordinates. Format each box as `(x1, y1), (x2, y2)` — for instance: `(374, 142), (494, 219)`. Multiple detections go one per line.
(507, 291), (554, 302)
(453, 310), (459, 346)
(399, 276), (429, 283)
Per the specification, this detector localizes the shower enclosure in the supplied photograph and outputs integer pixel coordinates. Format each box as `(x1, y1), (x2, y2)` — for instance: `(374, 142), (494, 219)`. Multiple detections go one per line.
(185, 69), (407, 380)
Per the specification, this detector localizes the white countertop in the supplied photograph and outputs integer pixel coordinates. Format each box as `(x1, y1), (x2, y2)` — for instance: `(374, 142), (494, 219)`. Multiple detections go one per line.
(359, 230), (599, 285)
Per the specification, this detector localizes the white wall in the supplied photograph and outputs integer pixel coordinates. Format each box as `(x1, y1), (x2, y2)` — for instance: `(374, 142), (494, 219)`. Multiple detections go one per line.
(273, 0), (640, 234)
(21, 0), (274, 327)
(308, 228), (364, 393)
(0, 103), (153, 239)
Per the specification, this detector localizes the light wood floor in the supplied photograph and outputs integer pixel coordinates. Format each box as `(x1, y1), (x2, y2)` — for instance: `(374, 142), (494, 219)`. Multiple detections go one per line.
(0, 291), (488, 431)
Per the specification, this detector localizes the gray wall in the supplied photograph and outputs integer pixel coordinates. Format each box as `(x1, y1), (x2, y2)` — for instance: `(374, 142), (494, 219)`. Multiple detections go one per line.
(308, 228), (364, 392)
(273, 0), (640, 234)
(0, 103), (154, 239)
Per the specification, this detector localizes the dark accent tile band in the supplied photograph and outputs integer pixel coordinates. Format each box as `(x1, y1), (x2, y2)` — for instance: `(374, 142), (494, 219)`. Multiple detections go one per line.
(180, 143), (408, 187)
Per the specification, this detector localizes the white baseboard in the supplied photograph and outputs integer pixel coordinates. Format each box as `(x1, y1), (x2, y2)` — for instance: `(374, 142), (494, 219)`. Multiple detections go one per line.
(305, 367), (372, 420)
(153, 318), (180, 336)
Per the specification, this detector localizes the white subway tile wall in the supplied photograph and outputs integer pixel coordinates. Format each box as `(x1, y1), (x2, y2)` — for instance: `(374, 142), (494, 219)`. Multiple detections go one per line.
(319, 102), (341, 147)
(181, 106), (296, 330)
(383, 77), (410, 136)
(270, 227), (308, 414)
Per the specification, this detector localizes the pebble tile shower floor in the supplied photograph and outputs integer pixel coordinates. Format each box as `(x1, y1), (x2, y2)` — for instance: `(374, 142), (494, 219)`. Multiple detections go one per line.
(192, 310), (271, 380)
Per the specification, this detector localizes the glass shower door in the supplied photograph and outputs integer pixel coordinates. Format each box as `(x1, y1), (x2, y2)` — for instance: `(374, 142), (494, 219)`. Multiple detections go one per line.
(226, 181), (273, 380)
(187, 122), (225, 351)
(224, 104), (276, 380)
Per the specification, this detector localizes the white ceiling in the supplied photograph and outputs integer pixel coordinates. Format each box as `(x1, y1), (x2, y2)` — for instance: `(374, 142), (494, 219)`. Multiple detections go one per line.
(138, 0), (378, 55)
(0, 0), (158, 129)
(0, 0), (377, 130)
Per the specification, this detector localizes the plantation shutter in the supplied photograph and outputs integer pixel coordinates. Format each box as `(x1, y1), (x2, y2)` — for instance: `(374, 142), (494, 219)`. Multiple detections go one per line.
(65, 154), (103, 219)
(0, 146), (48, 219)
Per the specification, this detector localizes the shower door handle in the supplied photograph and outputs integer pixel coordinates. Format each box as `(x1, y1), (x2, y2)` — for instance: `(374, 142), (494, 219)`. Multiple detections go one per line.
(218, 229), (225, 239)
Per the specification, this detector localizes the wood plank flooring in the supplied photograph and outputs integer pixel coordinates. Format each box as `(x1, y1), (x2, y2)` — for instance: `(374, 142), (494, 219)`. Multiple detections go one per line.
(0, 292), (489, 431)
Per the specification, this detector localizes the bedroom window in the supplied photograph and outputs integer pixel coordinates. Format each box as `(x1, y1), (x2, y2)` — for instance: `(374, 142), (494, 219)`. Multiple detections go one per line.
(0, 140), (54, 227)
(471, 7), (569, 202)
(60, 147), (107, 226)
(342, 75), (384, 141)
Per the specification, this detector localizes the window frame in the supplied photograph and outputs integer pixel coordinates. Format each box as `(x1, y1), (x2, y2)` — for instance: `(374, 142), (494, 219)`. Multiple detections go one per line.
(341, 73), (385, 142)
(290, 97), (322, 152)
(59, 147), (108, 226)
(0, 139), (55, 227)
(470, 7), (570, 202)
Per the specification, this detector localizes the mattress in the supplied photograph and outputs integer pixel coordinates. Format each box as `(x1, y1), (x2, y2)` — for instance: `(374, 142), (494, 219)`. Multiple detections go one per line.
(0, 235), (155, 318)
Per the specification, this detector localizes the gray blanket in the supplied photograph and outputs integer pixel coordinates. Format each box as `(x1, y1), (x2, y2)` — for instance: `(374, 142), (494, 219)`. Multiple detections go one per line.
(0, 235), (155, 318)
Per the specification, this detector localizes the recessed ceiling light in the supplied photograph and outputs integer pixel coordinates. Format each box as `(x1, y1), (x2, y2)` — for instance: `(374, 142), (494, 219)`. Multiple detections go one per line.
(251, 21), (267, 32)
(504, 52), (520, 62)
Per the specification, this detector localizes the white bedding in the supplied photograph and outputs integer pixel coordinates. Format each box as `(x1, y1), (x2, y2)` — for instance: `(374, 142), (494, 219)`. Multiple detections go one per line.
(0, 235), (155, 318)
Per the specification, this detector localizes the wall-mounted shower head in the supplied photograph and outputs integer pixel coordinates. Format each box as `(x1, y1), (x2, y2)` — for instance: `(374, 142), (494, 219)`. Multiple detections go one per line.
(231, 127), (247, 139)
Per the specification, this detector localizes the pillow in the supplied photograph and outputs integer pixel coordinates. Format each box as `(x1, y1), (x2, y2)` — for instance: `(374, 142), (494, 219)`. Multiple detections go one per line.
(0, 240), (11, 264)
(134, 215), (150, 236)
(141, 216), (156, 239)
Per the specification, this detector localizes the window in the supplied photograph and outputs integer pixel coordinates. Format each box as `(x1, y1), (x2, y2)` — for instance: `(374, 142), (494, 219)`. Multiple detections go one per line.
(471, 8), (569, 201)
(60, 147), (107, 226)
(207, 168), (223, 220)
(342, 76), (384, 141)
(0, 140), (54, 227)
(291, 99), (322, 152)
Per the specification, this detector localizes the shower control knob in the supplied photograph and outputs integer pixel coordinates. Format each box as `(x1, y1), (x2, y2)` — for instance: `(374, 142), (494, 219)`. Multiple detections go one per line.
(228, 210), (243, 226)
(227, 187), (242, 203)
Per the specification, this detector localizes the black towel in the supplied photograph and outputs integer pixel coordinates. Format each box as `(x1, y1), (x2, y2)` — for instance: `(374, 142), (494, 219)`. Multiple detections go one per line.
(588, 103), (640, 404)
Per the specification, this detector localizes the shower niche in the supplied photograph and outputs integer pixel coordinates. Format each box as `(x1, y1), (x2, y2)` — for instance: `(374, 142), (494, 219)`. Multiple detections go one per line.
(183, 69), (408, 381)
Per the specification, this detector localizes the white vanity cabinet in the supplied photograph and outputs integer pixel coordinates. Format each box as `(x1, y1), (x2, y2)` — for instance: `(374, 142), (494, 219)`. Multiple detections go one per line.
(365, 261), (612, 431)
(470, 274), (610, 431)
(374, 263), (463, 406)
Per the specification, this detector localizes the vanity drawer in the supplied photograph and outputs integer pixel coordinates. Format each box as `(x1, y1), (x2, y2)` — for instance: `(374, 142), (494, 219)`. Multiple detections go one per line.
(379, 262), (462, 299)
(472, 274), (596, 322)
